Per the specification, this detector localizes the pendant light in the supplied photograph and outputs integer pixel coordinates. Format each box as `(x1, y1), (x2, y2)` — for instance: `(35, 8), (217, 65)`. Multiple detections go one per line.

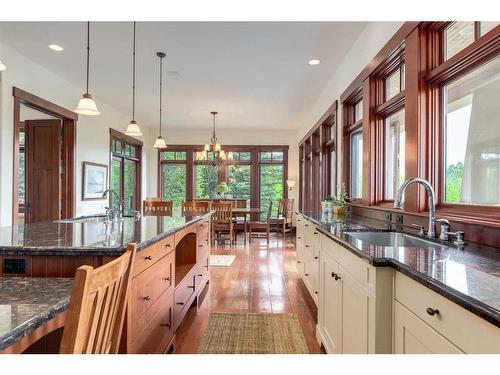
(153, 52), (167, 149)
(75, 22), (100, 115)
(125, 22), (142, 136)
(196, 111), (233, 165)
(0, 60), (7, 71)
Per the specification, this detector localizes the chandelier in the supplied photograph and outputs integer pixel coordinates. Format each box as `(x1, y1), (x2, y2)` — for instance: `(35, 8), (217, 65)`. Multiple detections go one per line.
(196, 111), (233, 165)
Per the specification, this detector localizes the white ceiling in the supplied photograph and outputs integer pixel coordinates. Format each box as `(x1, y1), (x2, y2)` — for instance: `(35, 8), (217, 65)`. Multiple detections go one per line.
(0, 22), (366, 130)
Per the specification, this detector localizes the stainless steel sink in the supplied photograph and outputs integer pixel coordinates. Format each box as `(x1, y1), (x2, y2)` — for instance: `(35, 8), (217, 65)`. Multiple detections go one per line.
(344, 231), (445, 248)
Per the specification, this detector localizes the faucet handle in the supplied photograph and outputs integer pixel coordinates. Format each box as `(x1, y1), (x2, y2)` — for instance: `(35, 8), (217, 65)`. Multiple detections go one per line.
(411, 224), (426, 236)
(443, 230), (466, 247)
(436, 218), (450, 241)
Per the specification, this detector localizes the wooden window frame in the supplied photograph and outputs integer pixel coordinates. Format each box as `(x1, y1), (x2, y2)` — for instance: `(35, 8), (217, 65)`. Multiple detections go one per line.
(109, 128), (143, 213)
(157, 145), (288, 210)
(298, 101), (338, 211)
(424, 22), (500, 225)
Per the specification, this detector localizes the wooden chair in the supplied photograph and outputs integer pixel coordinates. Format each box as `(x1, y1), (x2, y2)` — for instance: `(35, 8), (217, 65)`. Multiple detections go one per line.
(271, 198), (295, 235)
(232, 199), (248, 242)
(59, 244), (137, 354)
(212, 202), (234, 245)
(143, 200), (173, 216)
(182, 200), (211, 213)
(247, 202), (273, 244)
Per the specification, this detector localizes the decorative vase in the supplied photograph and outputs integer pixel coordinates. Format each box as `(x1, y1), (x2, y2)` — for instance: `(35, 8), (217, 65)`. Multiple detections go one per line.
(333, 206), (345, 215)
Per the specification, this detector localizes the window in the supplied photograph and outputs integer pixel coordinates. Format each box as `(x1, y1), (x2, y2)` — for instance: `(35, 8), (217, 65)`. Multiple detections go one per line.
(162, 164), (186, 206)
(354, 100), (363, 122)
(385, 65), (405, 100)
(109, 129), (142, 216)
(227, 164), (251, 205)
(18, 129), (25, 207)
(195, 164), (218, 199)
(161, 151), (186, 161)
(384, 109), (406, 200)
(350, 130), (363, 198)
(260, 164), (284, 219)
(230, 151), (251, 161)
(260, 151), (284, 161)
(443, 57), (500, 205)
(445, 22), (499, 60)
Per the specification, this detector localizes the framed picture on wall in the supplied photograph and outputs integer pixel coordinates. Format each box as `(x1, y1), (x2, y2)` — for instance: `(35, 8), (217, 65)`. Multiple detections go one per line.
(82, 161), (108, 200)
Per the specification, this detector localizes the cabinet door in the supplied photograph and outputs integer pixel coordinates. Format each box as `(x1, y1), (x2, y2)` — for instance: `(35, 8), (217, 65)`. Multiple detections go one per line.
(394, 301), (463, 354)
(339, 265), (374, 354)
(320, 253), (341, 353)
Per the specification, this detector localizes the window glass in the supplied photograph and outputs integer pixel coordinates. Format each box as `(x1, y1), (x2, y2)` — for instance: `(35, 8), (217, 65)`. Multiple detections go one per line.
(231, 151), (251, 161)
(480, 22), (499, 36)
(443, 57), (500, 205)
(330, 150), (336, 196)
(195, 164), (218, 199)
(354, 100), (363, 122)
(272, 151), (284, 161)
(111, 158), (122, 211)
(384, 109), (406, 200)
(350, 130), (363, 198)
(163, 151), (176, 160)
(259, 164), (284, 219)
(385, 68), (402, 100)
(113, 139), (122, 154)
(124, 144), (136, 157)
(162, 164), (186, 207)
(260, 151), (272, 161)
(445, 22), (474, 60)
(227, 165), (251, 205)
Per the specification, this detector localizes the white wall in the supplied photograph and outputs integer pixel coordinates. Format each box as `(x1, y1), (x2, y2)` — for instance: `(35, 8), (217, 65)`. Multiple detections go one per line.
(0, 41), (157, 226)
(295, 22), (404, 189)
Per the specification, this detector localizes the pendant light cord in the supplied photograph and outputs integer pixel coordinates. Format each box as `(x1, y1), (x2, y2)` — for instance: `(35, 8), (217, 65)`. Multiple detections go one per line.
(132, 22), (136, 121)
(86, 21), (90, 95)
(159, 54), (163, 136)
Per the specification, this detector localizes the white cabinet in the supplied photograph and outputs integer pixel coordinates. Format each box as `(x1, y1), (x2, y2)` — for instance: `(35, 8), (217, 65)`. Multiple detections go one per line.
(394, 272), (500, 354)
(394, 301), (463, 354)
(295, 215), (319, 305)
(317, 235), (392, 354)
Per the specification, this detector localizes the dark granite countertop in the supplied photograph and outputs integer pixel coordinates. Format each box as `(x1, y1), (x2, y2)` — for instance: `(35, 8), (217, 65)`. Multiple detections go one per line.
(297, 210), (500, 328)
(0, 277), (73, 352)
(0, 210), (212, 256)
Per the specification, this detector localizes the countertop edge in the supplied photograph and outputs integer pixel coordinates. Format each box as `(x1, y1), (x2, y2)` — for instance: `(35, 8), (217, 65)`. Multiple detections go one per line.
(298, 211), (500, 328)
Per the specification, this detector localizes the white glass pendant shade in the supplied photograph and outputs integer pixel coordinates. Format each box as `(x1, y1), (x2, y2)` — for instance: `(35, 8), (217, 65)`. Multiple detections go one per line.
(0, 60), (7, 71)
(204, 144), (210, 151)
(220, 150), (226, 160)
(215, 143), (221, 152)
(125, 120), (143, 136)
(153, 135), (167, 149)
(227, 152), (233, 160)
(75, 93), (100, 115)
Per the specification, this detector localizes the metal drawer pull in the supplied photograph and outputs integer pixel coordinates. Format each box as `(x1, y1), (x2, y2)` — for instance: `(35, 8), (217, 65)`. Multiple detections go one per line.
(297, 261), (301, 264)
(176, 302), (184, 306)
(315, 291), (318, 295)
(144, 255), (152, 260)
(314, 232), (318, 234)
(305, 245), (310, 248)
(164, 276), (171, 281)
(426, 307), (440, 316)
(199, 244), (203, 247)
(161, 322), (171, 328)
(331, 272), (340, 280)
(305, 273), (309, 276)
(143, 296), (151, 301)
(188, 285), (195, 289)
(165, 243), (171, 248)
(314, 256), (318, 259)
(297, 236), (302, 239)
(198, 274), (203, 277)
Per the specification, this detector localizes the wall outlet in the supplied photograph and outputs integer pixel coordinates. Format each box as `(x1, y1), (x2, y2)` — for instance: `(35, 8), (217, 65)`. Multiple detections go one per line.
(384, 212), (392, 222)
(396, 214), (404, 225)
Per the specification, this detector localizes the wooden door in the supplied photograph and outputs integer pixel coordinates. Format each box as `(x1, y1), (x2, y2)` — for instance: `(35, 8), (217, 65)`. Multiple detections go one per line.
(340, 265), (374, 354)
(25, 119), (62, 223)
(320, 253), (341, 353)
(394, 301), (463, 354)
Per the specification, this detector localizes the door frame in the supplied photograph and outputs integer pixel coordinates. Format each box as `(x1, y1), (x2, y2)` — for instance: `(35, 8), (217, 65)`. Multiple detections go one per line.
(12, 87), (78, 225)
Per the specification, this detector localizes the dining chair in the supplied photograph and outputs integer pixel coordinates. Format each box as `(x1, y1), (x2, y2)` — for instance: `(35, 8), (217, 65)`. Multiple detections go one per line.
(232, 199), (248, 242)
(143, 200), (173, 215)
(270, 198), (295, 235)
(247, 202), (273, 244)
(212, 202), (234, 246)
(59, 243), (137, 354)
(182, 200), (211, 213)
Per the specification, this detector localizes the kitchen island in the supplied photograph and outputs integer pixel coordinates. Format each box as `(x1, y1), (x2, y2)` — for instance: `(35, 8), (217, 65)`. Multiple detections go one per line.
(0, 211), (212, 353)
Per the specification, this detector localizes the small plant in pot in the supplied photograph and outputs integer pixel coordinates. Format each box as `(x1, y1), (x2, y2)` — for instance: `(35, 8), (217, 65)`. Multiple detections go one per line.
(215, 182), (229, 198)
(321, 196), (334, 213)
(332, 185), (349, 215)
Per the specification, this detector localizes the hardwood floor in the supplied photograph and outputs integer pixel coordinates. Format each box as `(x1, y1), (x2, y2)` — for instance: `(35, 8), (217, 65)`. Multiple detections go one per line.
(174, 233), (325, 354)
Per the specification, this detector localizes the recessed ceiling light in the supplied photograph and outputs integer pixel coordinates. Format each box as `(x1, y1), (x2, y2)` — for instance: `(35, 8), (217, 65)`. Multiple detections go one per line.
(49, 44), (64, 52)
(308, 59), (320, 66)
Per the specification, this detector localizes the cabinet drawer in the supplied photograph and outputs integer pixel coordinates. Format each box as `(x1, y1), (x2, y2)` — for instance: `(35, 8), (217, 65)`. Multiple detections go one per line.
(195, 251), (209, 289)
(133, 235), (174, 277)
(395, 272), (500, 353)
(197, 218), (210, 232)
(174, 269), (197, 330)
(130, 288), (174, 354)
(336, 244), (374, 293)
(130, 250), (175, 321)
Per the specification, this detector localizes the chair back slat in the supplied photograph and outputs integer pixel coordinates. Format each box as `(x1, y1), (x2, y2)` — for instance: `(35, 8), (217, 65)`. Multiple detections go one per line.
(213, 202), (233, 222)
(143, 200), (173, 215)
(266, 201), (273, 222)
(235, 199), (247, 208)
(182, 200), (211, 213)
(60, 244), (136, 354)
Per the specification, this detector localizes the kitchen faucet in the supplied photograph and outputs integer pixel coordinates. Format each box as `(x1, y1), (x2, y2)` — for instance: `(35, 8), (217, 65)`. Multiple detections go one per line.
(102, 189), (126, 221)
(393, 177), (437, 238)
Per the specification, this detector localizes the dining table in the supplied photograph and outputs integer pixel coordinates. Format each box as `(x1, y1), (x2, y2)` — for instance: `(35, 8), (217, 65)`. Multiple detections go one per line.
(231, 207), (262, 243)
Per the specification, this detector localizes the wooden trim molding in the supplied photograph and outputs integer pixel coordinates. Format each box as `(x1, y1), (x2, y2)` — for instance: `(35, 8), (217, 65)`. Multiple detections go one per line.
(13, 87), (78, 121)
